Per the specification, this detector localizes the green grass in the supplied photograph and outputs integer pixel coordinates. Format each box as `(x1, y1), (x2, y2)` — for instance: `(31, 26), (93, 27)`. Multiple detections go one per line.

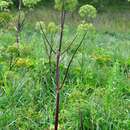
(24, 5), (130, 32)
(0, 5), (130, 130)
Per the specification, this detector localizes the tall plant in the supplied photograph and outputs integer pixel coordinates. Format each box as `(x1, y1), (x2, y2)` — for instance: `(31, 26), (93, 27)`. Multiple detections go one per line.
(37, 0), (97, 130)
(0, 0), (42, 46)
(15, 0), (42, 47)
(0, 0), (12, 11)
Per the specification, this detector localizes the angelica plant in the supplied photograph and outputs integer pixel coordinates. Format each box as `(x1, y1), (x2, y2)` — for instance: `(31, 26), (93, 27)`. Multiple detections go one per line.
(37, 1), (97, 130)
(0, 0), (42, 47)
(0, 0), (11, 11)
(15, 0), (42, 47)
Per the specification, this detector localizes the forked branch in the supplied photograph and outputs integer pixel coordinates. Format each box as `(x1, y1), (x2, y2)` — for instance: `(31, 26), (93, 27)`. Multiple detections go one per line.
(39, 23), (56, 54)
(61, 34), (78, 55)
(60, 32), (87, 89)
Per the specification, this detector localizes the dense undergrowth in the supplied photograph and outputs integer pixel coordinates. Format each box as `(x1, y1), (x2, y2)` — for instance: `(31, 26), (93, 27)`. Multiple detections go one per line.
(0, 5), (130, 130)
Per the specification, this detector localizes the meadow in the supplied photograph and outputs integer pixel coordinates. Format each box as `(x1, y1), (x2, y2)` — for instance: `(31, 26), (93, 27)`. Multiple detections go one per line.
(0, 3), (130, 130)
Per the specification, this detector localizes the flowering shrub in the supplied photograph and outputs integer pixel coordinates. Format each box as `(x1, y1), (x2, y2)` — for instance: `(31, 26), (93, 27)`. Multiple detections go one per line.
(15, 58), (34, 68)
(77, 22), (95, 33)
(6, 44), (19, 54)
(35, 21), (46, 33)
(0, 0), (11, 11)
(79, 4), (97, 21)
(91, 53), (112, 64)
(23, 0), (41, 8)
(47, 22), (58, 34)
(0, 43), (35, 71)
(91, 48), (112, 65)
(0, 12), (12, 27)
(35, 21), (59, 35)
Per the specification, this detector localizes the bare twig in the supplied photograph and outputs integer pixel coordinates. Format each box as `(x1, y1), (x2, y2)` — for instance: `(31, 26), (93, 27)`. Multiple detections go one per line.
(16, 0), (26, 46)
(19, 17), (26, 31)
(39, 23), (56, 54)
(16, 0), (22, 46)
(61, 34), (78, 55)
(60, 32), (87, 89)
(41, 32), (49, 57)
(49, 35), (55, 85)
(58, 10), (66, 52)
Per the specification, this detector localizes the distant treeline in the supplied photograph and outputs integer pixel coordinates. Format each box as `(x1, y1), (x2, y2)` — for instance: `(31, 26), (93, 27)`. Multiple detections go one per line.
(11, 0), (129, 9)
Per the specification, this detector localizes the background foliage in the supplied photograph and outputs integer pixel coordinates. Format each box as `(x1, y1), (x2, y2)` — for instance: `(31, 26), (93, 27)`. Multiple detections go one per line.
(0, 0), (130, 130)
